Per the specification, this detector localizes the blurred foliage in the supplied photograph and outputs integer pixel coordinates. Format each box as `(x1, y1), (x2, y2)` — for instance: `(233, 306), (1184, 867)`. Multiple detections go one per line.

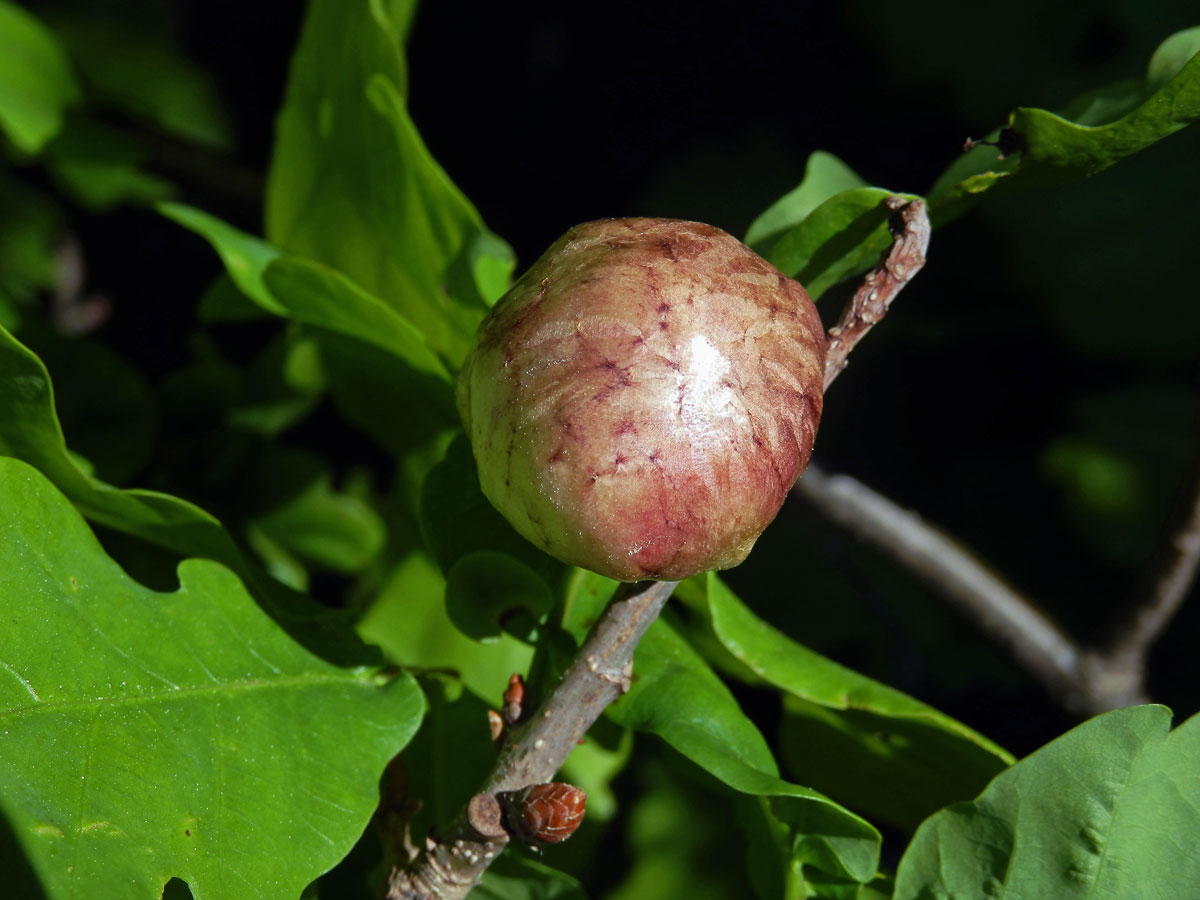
(0, 1), (1197, 898)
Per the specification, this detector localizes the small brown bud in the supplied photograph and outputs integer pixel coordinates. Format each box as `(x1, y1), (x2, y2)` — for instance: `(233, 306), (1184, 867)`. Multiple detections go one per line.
(501, 782), (586, 846)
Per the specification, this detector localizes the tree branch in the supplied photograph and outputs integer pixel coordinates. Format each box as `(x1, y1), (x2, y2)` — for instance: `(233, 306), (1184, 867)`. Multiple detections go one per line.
(792, 465), (1085, 703)
(823, 196), (930, 392)
(385, 579), (677, 900)
(1110, 428), (1200, 660)
(792, 192), (1200, 715)
(792, 418), (1200, 716)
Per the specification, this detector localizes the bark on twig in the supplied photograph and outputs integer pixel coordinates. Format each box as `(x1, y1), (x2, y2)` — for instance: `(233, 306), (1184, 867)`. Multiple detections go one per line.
(792, 428), (1200, 716)
(1109, 436), (1200, 662)
(1082, 419), (1200, 709)
(385, 580), (677, 900)
(823, 196), (930, 392)
(792, 192), (1196, 715)
(792, 465), (1084, 703)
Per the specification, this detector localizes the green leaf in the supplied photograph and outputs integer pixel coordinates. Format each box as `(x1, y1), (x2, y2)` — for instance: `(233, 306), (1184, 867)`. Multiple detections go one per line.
(39, 9), (232, 147)
(26, 332), (155, 486)
(603, 752), (762, 900)
(419, 434), (566, 587)
(764, 188), (920, 301)
(227, 332), (325, 438)
(158, 203), (283, 313)
(745, 151), (867, 255)
(557, 572), (879, 890)
(402, 675), (500, 835)
(608, 618), (881, 885)
(925, 143), (1017, 225)
(197, 274), (272, 323)
(316, 331), (458, 459)
(160, 204), (454, 384)
(0, 172), (62, 315)
(0, 457), (425, 900)
(474, 854), (588, 900)
(1, 326), (366, 664)
(894, 705), (1200, 900)
(677, 573), (1012, 831)
(357, 552), (533, 703)
(246, 525), (310, 594)
(45, 116), (174, 211)
(445, 551), (554, 642)
(559, 726), (633, 824)
(1148, 26), (1200, 91)
(250, 452), (386, 575)
(0, 1), (80, 153)
(265, 0), (514, 366)
(1004, 44), (1199, 180)
(1038, 385), (1193, 566)
(262, 256), (452, 384)
(0, 323), (253, 576)
(930, 27), (1200, 219)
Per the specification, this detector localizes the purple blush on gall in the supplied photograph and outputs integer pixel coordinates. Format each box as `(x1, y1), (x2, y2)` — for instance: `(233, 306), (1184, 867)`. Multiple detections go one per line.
(457, 218), (825, 582)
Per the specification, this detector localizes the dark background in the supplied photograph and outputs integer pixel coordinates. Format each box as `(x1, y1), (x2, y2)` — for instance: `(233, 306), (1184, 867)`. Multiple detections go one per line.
(15, 0), (1200, 773)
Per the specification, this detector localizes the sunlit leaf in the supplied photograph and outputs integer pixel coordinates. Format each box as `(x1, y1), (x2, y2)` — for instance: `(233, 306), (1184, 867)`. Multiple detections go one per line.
(159, 203), (283, 313)
(1004, 42), (1199, 180)
(357, 553), (533, 703)
(263, 257), (452, 384)
(161, 204), (453, 384)
(930, 27), (1200, 219)
(763, 188), (920, 301)
(0, 1), (80, 153)
(0, 457), (424, 900)
(608, 619), (881, 886)
(265, 0), (513, 367)
(0, 324), (370, 666)
(745, 151), (867, 255)
(677, 573), (1012, 831)
(894, 706), (1200, 900)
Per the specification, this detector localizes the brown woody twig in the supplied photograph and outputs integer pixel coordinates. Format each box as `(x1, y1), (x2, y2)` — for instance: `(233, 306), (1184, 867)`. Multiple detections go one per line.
(793, 207), (1199, 713)
(792, 465), (1086, 705)
(385, 579), (677, 900)
(794, 453), (1200, 715)
(823, 196), (930, 392)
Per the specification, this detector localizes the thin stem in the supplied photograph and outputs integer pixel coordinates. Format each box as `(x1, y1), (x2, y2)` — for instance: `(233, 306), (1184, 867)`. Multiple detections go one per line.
(792, 465), (1083, 703)
(386, 580), (677, 900)
(1109, 414), (1200, 662)
(823, 196), (931, 392)
(794, 437), (1200, 715)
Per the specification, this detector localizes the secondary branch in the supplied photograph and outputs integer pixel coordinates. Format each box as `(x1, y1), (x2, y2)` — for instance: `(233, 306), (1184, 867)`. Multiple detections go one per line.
(385, 579), (677, 900)
(792, 414), (1200, 716)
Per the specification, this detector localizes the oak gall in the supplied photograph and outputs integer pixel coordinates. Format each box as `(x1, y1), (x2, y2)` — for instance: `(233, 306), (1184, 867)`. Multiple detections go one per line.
(457, 218), (825, 582)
